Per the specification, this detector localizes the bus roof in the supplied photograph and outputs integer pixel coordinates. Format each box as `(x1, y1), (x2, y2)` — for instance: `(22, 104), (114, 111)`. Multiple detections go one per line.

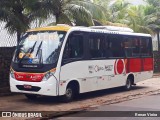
(28, 25), (72, 32)
(27, 25), (151, 37)
(90, 26), (134, 33)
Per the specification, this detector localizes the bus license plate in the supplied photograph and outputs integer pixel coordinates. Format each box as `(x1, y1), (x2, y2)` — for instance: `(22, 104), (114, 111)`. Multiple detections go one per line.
(24, 85), (32, 89)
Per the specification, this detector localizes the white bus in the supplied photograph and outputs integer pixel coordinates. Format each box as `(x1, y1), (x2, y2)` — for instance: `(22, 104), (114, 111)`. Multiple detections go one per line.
(10, 25), (153, 102)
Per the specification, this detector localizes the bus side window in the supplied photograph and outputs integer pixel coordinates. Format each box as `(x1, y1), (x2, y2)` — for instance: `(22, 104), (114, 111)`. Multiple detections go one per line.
(109, 35), (126, 58)
(132, 38), (140, 57)
(123, 37), (133, 58)
(89, 34), (105, 58)
(105, 39), (113, 58)
(140, 37), (152, 57)
(63, 34), (84, 60)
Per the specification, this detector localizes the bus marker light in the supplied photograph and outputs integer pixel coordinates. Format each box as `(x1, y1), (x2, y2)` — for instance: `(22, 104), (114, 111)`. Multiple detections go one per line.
(10, 69), (15, 79)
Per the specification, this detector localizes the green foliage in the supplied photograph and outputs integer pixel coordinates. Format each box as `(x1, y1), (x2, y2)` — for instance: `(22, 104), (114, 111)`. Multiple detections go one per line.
(0, 0), (105, 42)
(1, 0), (160, 42)
(34, 0), (106, 26)
(126, 5), (153, 34)
(0, 0), (43, 42)
(109, 0), (130, 23)
(93, 0), (160, 34)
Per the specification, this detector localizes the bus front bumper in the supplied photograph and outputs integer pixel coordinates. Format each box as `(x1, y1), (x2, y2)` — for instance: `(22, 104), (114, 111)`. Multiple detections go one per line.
(10, 76), (58, 96)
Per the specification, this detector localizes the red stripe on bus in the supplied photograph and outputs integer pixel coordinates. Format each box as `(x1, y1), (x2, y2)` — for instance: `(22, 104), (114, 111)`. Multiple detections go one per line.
(14, 72), (44, 82)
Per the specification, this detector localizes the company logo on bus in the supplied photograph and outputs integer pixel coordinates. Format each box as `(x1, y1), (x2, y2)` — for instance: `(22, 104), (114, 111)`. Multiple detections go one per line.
(14, 72), (44, 82)
(114, 59), (126, 75)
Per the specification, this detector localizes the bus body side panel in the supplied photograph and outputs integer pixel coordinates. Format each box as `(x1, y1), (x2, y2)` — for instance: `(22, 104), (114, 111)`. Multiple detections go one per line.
(59, 59), (128, 95)
(134, 71), (153, 83)
(127, 58), (142, 72)
(58, 29), (154, 96)
(143, 58), (154, 71)
(141, 57), (154, 81)
(126, 58), (153, 83)
(136, 57), (153, 83)
(59, 60), (100, 95)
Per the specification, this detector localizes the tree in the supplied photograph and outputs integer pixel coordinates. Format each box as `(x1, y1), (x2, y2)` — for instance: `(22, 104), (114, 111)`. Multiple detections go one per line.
(37, 0), (106, 26)
(92, 0), (130, 27)
(108, 0), (130, 24)
(0, 0), (106, 44)
(91, 0), (111, 21)
(0, 0), (44, 44)
(145, 0), (160, 50)
(126, 5), (153, 34)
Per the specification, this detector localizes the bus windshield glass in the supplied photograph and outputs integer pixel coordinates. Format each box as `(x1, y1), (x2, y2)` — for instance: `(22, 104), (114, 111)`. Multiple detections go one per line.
(13, 31), (66, 65)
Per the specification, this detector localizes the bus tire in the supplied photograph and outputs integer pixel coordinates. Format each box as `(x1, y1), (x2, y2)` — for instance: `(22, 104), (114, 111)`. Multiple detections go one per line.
(124, 77), (132, 90)
(61, 85), (74, 102)
(25, 94), (37, 100)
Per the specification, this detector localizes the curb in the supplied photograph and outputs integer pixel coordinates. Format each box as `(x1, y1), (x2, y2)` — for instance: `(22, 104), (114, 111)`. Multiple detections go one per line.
(38, 89), (160, 119)
(40, 110), (86, 120)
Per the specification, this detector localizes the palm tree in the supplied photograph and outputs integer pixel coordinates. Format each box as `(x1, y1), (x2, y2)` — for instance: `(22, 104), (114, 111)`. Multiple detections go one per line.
(126, 5), (153, 34)
(0, 0), (106, 44)
(92, 0), (131, 27)
(91, 0), (111, 21)
(0, 0), (44, 44)
(38, 0), (106, 26)
(145, 0), (160, 50)
(108, 0), (130, 24)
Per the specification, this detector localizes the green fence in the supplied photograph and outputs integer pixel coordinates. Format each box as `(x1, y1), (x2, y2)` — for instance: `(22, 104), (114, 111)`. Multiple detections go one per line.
(0, 47), (15, 95)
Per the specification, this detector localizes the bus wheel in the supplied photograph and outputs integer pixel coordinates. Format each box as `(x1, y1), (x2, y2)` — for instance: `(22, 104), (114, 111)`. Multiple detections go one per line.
(61, 85), (74, 102)
(124, 78), (132, 90)
(25, 94), (37, 100)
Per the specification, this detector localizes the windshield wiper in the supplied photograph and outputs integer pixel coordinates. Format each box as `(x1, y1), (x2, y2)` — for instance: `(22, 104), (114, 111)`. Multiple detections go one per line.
(35, 41), (43, 64)
(30, 41), (37, 53)
(36, 41), (42, 56)
(19, 41), (37, 63)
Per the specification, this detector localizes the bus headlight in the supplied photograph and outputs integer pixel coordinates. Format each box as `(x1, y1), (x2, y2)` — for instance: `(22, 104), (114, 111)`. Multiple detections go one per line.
(42, 72), (53, 81)
(10, 69), (15, 79)
(42, 68), (56, 81)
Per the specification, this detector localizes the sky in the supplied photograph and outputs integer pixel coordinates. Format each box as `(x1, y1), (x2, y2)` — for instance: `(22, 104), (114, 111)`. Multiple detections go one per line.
(128, 0), (146, 5)
(109, 0), (146, 5)
(90, 0), (146, 5)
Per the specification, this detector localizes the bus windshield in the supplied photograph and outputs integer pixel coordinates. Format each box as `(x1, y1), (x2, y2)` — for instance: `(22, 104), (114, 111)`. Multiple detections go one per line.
(13, 31), (66, 65)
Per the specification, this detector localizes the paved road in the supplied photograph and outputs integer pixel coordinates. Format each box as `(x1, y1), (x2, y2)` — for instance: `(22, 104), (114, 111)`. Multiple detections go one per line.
(0, 78), (160, 119)
(56, 94), (160, 120)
